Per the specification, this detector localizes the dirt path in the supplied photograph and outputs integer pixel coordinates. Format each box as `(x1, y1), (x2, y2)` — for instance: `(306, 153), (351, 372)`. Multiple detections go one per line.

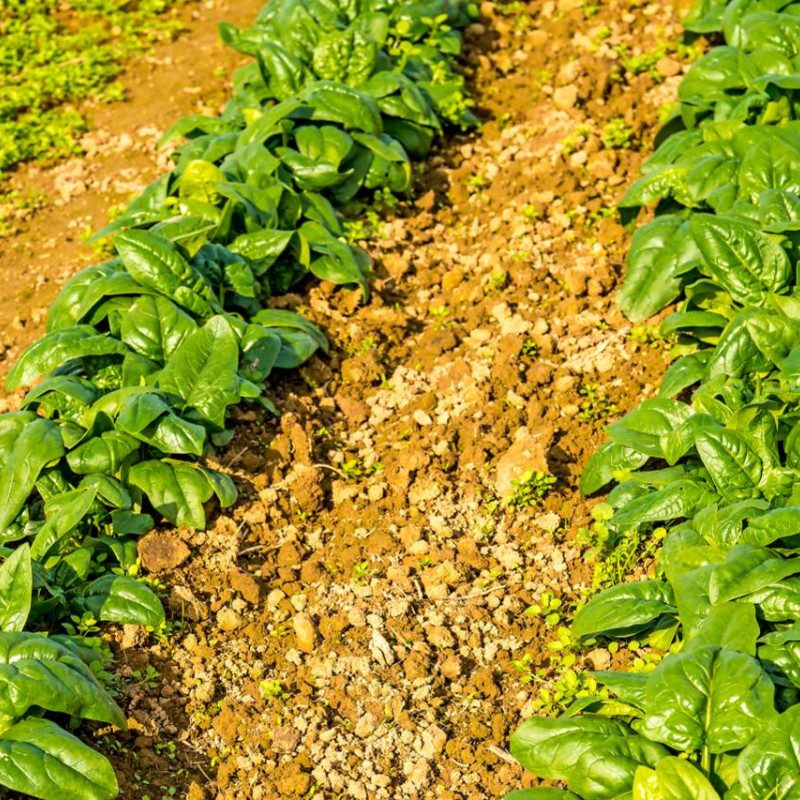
(0, 0), (697, 798)
(99, 1), (695, 798)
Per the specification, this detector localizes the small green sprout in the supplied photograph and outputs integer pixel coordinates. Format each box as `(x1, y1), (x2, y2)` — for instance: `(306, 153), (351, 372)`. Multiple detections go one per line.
(506, 470), (557, 508)
(601, 117), (634, 149)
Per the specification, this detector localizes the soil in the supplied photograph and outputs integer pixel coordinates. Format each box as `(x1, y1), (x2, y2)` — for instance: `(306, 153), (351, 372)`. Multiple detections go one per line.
(0, 0), (698, 798)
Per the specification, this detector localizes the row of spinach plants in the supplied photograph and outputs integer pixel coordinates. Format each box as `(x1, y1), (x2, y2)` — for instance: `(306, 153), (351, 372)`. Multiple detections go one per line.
(507, 0), (800, 798)
(0, 2), (479, 798)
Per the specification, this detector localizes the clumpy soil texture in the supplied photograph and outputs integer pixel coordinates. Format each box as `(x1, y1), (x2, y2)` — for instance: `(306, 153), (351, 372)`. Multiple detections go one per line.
(0, 0), (696, 798)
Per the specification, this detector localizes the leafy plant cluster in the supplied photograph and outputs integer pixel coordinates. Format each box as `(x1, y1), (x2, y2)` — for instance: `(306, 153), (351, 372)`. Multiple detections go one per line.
(506, 0), (800, 797)
(0, 1), (478, 798)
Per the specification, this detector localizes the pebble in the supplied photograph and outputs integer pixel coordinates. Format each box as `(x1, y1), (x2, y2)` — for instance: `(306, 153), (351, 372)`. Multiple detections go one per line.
(293, 613), (318, 653)
(553, 85), (578, 109)
(216, 607), (241, 632)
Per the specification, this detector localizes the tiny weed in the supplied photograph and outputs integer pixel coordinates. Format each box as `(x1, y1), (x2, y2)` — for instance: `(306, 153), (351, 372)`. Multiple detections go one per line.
(259, 679), (291, 701)
(525, 591), (563, 627)
(341, 457), (382, 479)
(578, 383), (618, 422)
(466, 173), (489, 193)
(521, 338), (540, 358)
(601, 118), (634, 150)
(352, 561), (374, 584)
(628, 324), (664, 348)
(506, 470), (557, 508)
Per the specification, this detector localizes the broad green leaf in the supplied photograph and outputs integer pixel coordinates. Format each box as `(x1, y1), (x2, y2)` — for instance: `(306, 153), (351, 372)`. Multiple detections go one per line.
(611, 480), (714, 531)
(0, 419), (64, 531)
(127, 459), (236, 529)
(593, 671), (649, 709)
(158, 315), (241, 429)
(689, 214), (791, 305)
(743, 577), (800, 621)
(115, 229), (216, 318)
(510, 714), (666, 798)
(0, 546), (31, 632)
(75, 575), (164, 628)
(745, 507), (800, 545)
(606, 399), (692, 459)
(659, 352), (712, 398)
(735, 704), (800, 799)
(30, 487), (98, 560)
(228, 229), (294, 275)
(23, 376), (98, 422)
(114, 391), (206, 456)
(47, 262), (156, 332)
(67, 431), (140, 475)
(0, 718), (119, 800)
(7, 327), (128, 391)
(572, 581), (676, 640)
(119, 295), (197, 363)
(694, 428), (762, 500)
(298, 81), (382, 134)
(688, 602), (759, 655)
(633, 758), (720, 800)
(710, 546), (800, 602)
(619, 216), (698, 322)
(0, 632), (124, 727)
(640, 646), (776, 753)
(580, 442), (649, 497)
(683, 0), (727, 32)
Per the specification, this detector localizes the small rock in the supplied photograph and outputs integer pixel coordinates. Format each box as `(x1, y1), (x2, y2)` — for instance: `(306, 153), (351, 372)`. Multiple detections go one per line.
(272, 726), (301, 753)
(217, 607), (241, 632)
(554, 374), (575, 392)
(293, 613), (318, 653)
(168, 586), (204, 621)
(370, 628), (395, 666)
(564, 270), (587, 296)
(335, 393), (370, 425)
(229, 568), (261, 604)
(553, 85), (578, 110)
(332, 480), (360, 506)
(420, 561), (462, 599)
(138, 531), (190, 572)
(354, 712), (379, 738)
(586, 648), (611, 671)
(426, 626), (455, 648)
(367, 483), (385, 502)
(494, 425), (554, 498)
(421, 724), (448, 759)
(285, 464), (325, 512)
(656, 56), (682, 78)
(119, 624), (147, 650)
(533, 512), (562, 533)
(382, 253), (410, 278)
(187, 782), (206, 800)
(413, 409), (433, 426)
(441, 654), (462, 679)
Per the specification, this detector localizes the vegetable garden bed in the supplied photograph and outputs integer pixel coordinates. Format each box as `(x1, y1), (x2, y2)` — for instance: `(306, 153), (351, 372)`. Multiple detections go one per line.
(7, 0), (795, 797)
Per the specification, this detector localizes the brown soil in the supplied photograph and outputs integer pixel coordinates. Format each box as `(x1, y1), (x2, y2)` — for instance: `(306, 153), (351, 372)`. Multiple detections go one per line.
(0, 0), (696, 798)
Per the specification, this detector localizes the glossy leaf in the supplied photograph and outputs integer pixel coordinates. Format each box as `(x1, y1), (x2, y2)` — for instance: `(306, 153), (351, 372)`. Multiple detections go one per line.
(0, 718), (119, 800)
(640, 646), (776, 753)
